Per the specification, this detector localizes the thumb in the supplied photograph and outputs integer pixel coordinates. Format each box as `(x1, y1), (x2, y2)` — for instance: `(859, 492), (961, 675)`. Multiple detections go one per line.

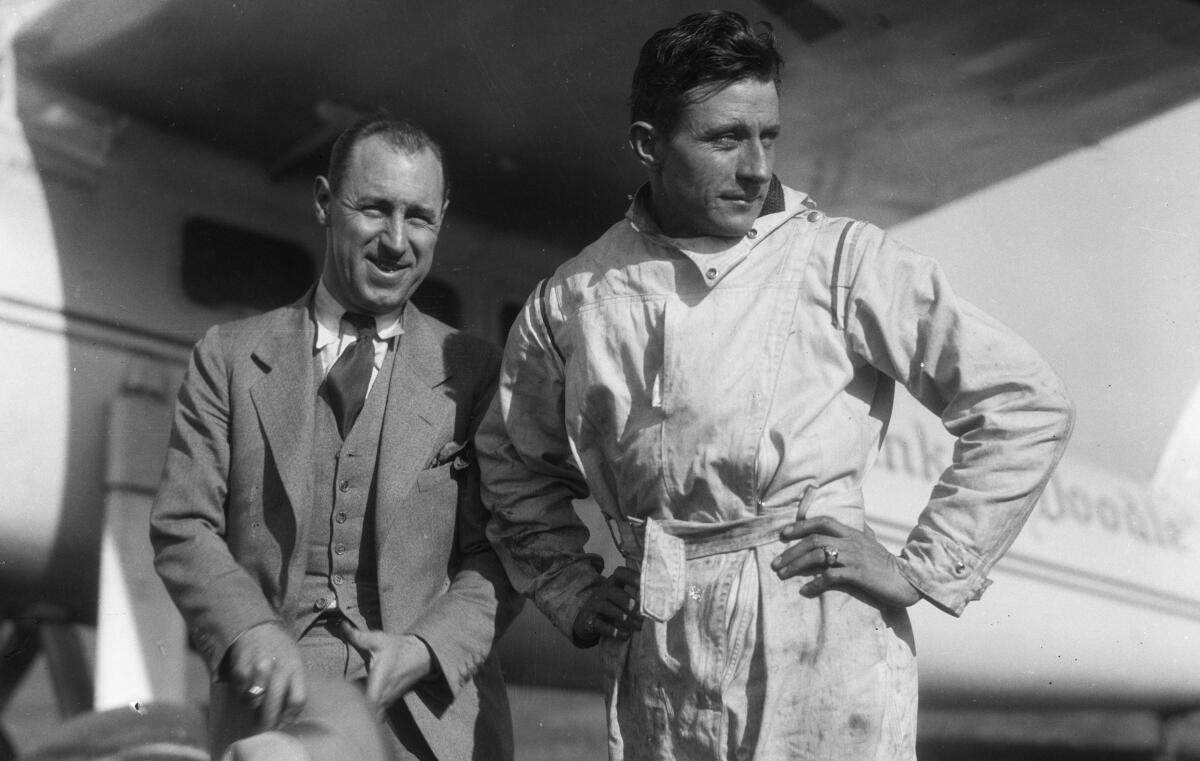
(340, 621), (376, 651)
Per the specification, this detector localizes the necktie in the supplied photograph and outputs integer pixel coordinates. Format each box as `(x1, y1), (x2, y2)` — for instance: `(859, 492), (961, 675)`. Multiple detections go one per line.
(325, 312), (377, 438)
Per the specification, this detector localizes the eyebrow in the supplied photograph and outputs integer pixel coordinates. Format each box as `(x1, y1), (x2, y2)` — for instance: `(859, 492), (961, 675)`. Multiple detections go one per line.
(352, 191), (441, 218)
(410, 202), (441, 219)
(700, 120), (781, 137)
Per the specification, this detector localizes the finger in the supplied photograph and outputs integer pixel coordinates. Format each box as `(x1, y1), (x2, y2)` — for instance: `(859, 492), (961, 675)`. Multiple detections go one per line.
(590, 614), (631, 640)
(260, 670), (286, 730)
(233, 647), (265, 692)
(597, 585), (642, 620)
(365, 661), (391, 707)
(800, 568), (843, 598)
(772, 534), (819, 561)
(243, 658), (273, 706)
(770, 537), (823, 572)
(340, 622), (377, 655)
(598, 574), (643, 610)
(594, 599), (639, 630)
(611, 567), (640, 591)
(281, 669), (307, 725)
(576, 603), (633, 641)
(780, 515), (850, 541)
(773, 545), (836, 580)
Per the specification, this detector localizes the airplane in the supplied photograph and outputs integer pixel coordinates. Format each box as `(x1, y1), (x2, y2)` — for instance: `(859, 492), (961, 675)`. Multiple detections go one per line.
(1, 0), (1199, 758)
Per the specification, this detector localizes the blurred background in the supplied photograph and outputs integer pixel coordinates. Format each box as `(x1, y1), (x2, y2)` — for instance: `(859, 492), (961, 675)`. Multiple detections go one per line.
(2, 0), (1200, 758)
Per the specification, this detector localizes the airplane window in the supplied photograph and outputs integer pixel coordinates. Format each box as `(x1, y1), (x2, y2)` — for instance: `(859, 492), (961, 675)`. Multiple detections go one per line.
(182, 218), (315, 313)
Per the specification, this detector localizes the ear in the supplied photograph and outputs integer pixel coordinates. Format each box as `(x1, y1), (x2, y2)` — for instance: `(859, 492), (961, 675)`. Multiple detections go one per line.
(313, 176), (332, 226)
(628, 121), (662, 172)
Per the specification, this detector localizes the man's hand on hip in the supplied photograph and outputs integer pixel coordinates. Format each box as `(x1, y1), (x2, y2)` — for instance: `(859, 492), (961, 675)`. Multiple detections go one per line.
(227, 621), (307, 731)
(772, 516), (922, 609)
(341, 623), (434, 710)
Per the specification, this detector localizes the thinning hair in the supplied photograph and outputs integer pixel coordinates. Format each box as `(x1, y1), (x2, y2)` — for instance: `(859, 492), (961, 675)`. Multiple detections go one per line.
(630, 10), (783, 135)
(326, 114), (450, 199)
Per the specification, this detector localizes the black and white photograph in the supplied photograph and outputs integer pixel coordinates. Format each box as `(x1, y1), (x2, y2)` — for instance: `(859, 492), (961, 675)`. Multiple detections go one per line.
(1, 2), (1198, 759)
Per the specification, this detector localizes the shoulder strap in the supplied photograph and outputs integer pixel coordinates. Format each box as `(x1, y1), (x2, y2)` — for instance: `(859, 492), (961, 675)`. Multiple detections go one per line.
(533, 278), (566, 366)
(829, 220), (865, 330)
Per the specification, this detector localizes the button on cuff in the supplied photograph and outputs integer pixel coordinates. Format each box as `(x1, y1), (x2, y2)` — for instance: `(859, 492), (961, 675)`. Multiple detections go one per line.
(899, 529), (989, 616)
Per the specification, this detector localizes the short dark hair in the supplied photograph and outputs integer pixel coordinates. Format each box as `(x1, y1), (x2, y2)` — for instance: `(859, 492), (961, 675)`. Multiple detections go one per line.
(326, 114), (450, 199)
(630, 10), (783, 135)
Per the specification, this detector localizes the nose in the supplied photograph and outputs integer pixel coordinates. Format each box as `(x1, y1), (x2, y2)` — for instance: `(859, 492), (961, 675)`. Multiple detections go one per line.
(737, 139), (772, 185)
(379, 214), (407, 252)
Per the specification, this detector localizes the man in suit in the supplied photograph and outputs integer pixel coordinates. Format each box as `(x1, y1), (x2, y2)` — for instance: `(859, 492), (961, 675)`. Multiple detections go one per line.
(150, 116), (520, 761)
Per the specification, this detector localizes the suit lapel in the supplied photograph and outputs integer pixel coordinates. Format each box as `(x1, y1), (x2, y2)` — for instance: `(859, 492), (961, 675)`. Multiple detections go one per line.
(249, 298), (316, 522)
(376, 306), (453, 547)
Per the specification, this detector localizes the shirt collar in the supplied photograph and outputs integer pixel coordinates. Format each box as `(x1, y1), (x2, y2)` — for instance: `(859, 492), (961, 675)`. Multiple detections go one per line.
(625, 175), (789, 239)
(312, 279), (405, 351)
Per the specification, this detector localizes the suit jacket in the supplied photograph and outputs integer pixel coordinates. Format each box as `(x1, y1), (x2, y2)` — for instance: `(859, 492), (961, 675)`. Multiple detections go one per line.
(150, 293), (520, 761)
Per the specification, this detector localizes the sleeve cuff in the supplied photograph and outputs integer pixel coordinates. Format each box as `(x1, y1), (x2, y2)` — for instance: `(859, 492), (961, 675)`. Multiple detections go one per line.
(531, 558), (605, 644)
(409, 634), (454, 708)
(898, 528), (992, 616)
(209, 617), (288, 679)
(404, 620), (471, 703)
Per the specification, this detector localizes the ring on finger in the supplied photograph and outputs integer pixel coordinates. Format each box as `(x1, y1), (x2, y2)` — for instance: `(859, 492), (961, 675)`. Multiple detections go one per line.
(246, 684), (266, 700)
(822, 545), (840, 568)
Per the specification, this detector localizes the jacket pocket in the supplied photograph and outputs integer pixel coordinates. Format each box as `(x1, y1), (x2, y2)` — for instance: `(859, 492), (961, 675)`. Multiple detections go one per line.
(416, 460), (459, 492)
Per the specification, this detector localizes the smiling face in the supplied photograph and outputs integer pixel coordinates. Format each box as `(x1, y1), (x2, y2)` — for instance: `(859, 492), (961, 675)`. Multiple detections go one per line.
(314, 135), (448, 315)
(636, 77), (780, 239)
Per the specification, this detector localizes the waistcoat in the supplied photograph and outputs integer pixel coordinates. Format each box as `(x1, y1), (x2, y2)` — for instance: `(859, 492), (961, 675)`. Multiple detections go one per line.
(297, 340), (398, 633)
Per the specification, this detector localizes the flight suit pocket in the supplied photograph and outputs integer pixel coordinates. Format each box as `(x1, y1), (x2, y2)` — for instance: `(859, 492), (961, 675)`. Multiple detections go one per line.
(639, 518), (687, 623)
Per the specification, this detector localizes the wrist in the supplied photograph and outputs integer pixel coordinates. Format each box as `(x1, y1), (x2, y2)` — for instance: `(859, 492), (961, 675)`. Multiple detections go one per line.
(892, 557), (924, 607)
(404, 635), (435, 680)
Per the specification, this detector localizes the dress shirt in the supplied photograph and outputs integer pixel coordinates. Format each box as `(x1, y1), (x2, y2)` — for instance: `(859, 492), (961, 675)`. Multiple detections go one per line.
(312, 280), (404, 393)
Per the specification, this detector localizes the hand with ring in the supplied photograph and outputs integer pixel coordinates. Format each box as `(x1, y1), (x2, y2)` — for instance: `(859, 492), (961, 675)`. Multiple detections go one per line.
(571, 567), (644, 644)
(771, 515), (921, 608)
(821, 546), (840, 568)
(226, 621), (307, 730)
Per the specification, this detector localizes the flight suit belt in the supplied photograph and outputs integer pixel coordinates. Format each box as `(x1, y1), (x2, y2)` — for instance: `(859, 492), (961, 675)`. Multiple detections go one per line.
(631, 509), (800, 623)
(634, 509), (799, 560)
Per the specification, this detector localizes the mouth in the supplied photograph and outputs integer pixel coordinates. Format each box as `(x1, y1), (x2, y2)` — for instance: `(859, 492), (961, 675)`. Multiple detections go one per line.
(722, 193), (761, 205)
(367, 255), (407, 275)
